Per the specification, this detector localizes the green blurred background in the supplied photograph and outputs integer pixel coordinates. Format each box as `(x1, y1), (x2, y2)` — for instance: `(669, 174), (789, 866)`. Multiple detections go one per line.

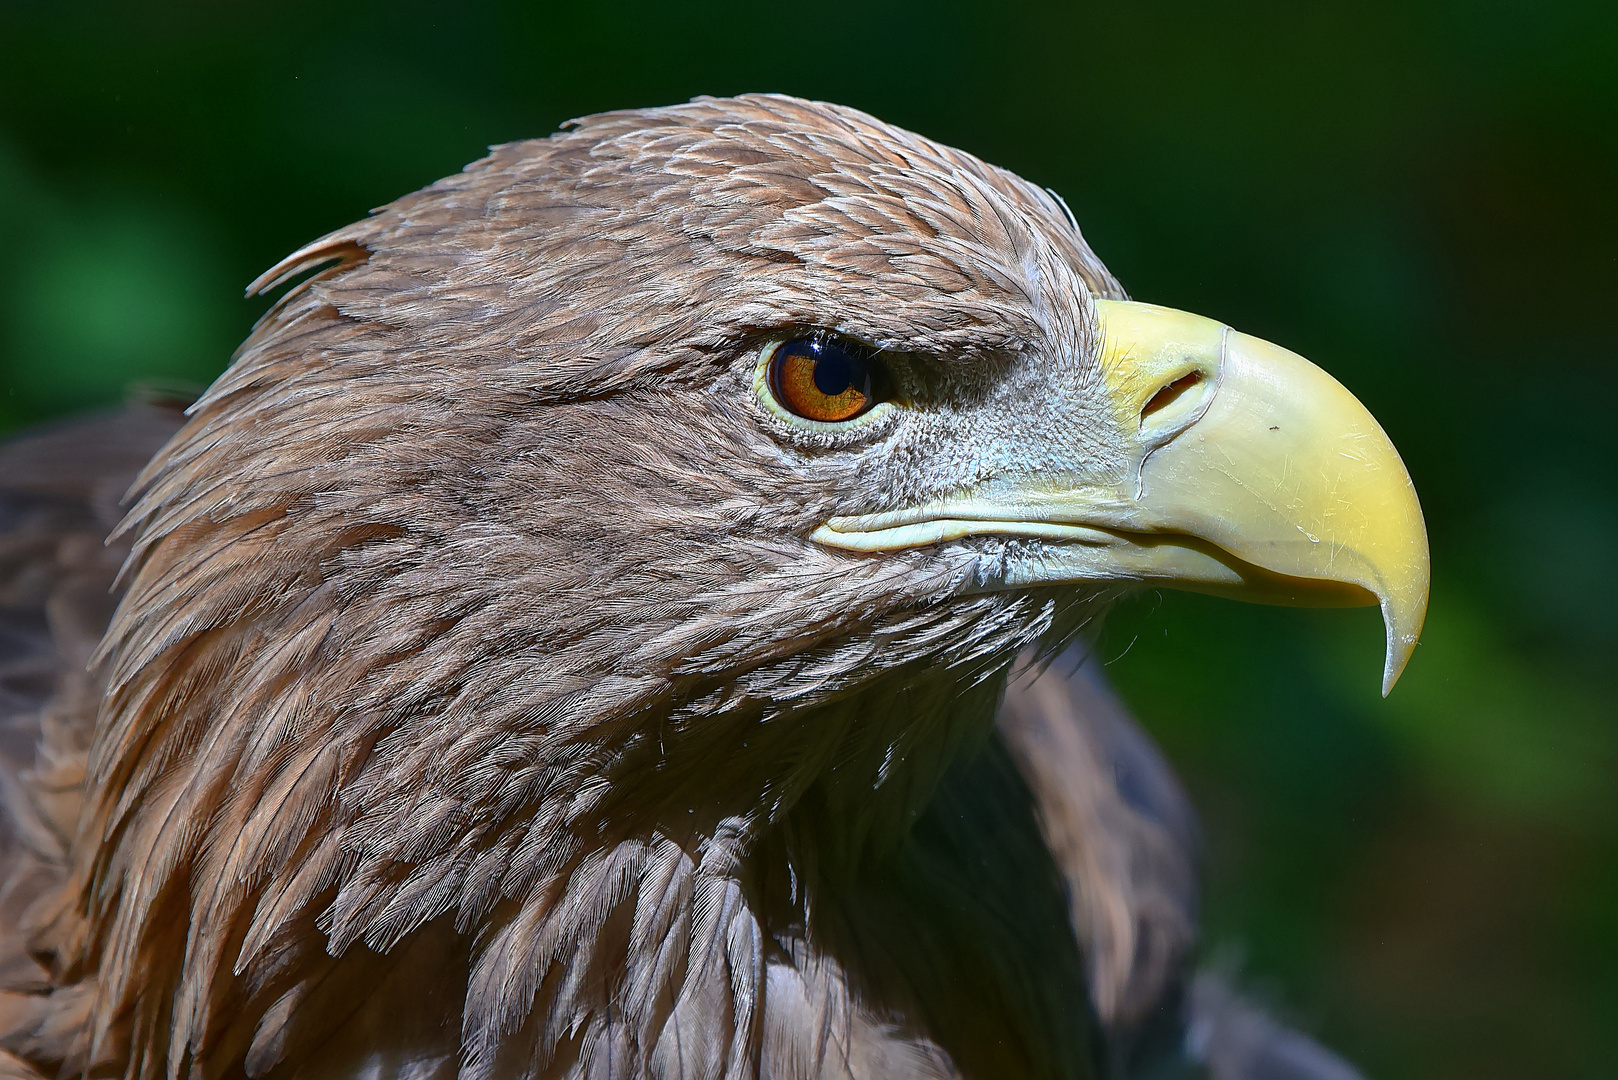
(2, 1), (1614, 1076)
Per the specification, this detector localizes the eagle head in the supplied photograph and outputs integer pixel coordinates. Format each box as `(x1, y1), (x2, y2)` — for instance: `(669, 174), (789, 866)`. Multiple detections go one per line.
(43, 95), (1426, 1080)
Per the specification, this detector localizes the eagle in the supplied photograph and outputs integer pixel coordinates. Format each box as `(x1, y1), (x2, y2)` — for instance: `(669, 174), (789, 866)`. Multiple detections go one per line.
(0, 96), (1427, 1080)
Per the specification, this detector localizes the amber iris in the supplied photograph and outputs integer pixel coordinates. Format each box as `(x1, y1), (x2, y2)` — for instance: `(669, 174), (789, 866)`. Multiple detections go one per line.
(768, 338), (878, 422)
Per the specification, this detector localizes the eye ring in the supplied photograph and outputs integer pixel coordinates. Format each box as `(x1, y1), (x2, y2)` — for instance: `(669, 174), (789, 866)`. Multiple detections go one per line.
(764, 336), (884, 423)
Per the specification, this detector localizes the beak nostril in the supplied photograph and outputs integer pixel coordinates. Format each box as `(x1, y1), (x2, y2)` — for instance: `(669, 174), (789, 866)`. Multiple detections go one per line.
(1141, 372), (1203, 426)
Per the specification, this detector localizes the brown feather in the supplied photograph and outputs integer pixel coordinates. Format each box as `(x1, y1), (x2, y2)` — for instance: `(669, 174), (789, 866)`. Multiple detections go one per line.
(0, 95), (1358, 1080)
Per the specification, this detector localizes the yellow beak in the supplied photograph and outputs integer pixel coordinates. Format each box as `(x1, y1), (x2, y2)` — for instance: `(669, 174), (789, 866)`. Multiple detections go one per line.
(813, 300), (1431, 695)
(1090, 300), (1429, 693)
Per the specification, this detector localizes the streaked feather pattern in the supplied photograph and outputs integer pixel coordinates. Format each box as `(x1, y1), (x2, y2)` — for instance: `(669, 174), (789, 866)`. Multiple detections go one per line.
(0, 96), (1364, 1080)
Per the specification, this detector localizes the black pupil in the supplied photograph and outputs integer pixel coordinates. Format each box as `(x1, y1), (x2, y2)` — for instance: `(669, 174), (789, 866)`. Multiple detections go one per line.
(808, 341), (865, 396)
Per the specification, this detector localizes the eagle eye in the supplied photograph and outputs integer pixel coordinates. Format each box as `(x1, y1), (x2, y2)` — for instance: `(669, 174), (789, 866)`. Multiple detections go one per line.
(765, 337), (883, 423)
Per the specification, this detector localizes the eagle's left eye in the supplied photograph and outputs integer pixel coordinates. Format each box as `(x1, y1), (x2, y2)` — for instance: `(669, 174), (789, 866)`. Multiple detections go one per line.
(766, 337), (883, 423)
